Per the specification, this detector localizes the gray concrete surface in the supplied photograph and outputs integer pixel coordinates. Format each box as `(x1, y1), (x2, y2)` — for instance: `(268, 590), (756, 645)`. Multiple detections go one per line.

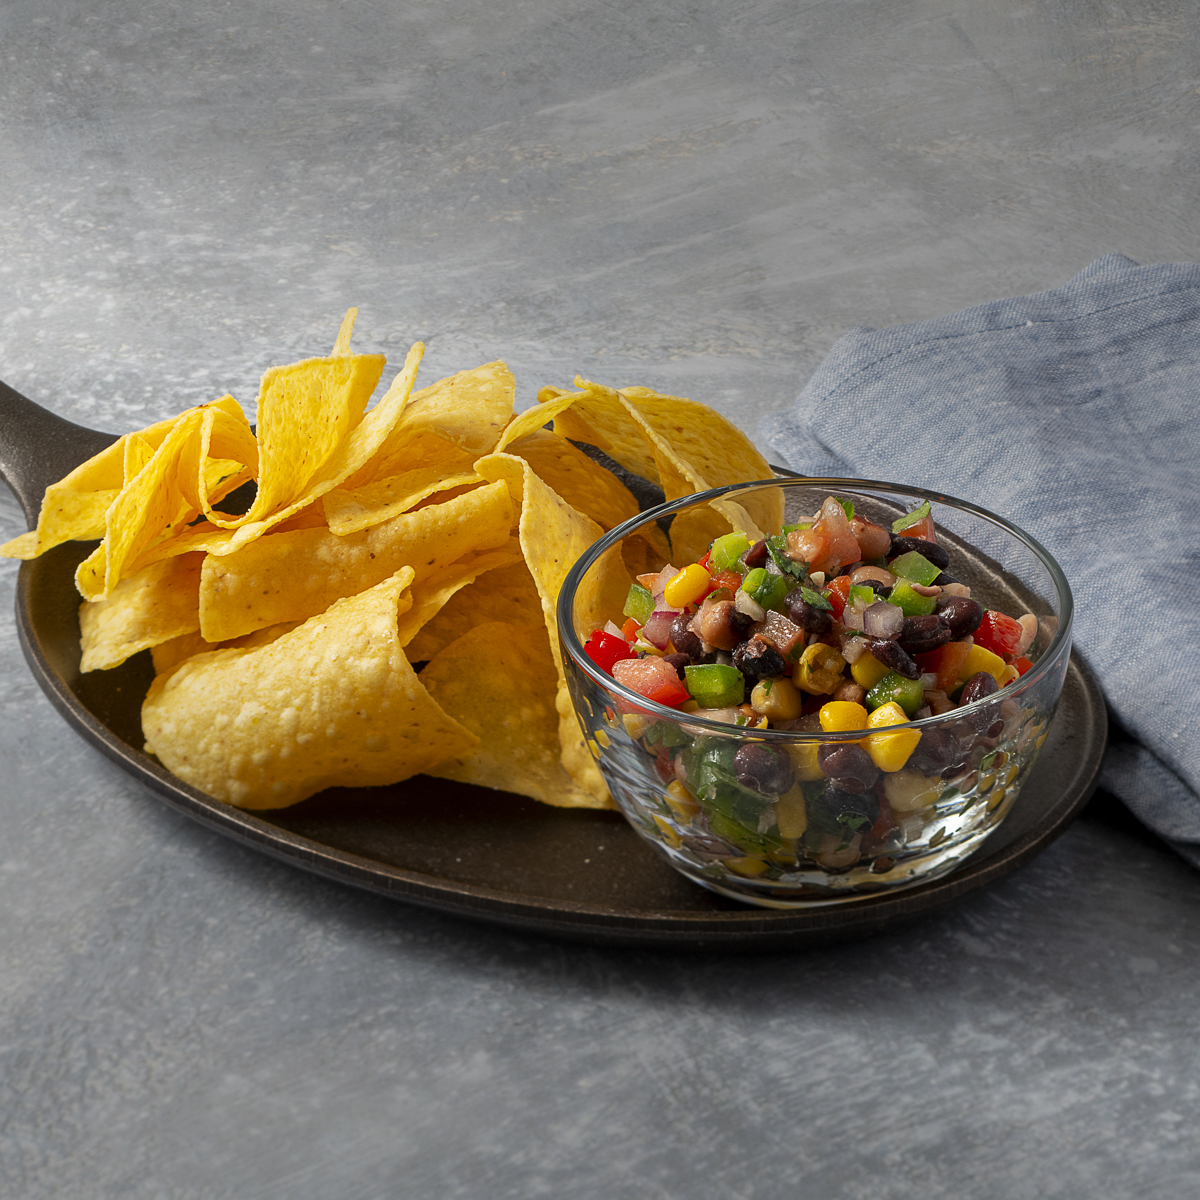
(2, 1), (1199, 1196)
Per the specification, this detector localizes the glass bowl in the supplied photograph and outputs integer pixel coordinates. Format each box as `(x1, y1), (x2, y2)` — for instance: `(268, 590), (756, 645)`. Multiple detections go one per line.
(556, 478), (1073, 908)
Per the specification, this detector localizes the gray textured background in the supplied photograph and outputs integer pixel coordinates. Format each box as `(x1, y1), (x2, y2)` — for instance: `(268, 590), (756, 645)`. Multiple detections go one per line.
(3, 2), (1200, 1196)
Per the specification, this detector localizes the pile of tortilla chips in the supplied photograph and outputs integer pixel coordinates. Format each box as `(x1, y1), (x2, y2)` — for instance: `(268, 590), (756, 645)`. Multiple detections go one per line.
(2, 311), (780, 811)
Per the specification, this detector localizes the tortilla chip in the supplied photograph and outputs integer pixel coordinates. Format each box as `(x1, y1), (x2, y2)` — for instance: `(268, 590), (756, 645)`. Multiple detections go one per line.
(322, 466), (483, 536)
(78, 553), (205, 672)
(142, 568), (477, 809)
(351, 362), (514, 490)
(150, 620), (304, 678)
(472, 452), (617, 806)
(540, 381), (661, 484)
(394, 541), (524, 647)
(199, 477), (516, 642)
(405, 560), (543, 664)
(495, 392), (579, 452)
(423, 621), (611, 809)
(331, 306), (358, 356)
(501, 428), (639, 533)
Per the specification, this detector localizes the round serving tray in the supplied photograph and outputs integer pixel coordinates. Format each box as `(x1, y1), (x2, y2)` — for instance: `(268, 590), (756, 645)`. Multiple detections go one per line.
(16, 537), (1105, 952)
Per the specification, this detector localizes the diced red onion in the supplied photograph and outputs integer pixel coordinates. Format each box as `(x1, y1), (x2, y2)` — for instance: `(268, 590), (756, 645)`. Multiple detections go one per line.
(651, 565), (680, 600)
(919, 673), (938, 690)
(755, 610), (805, 658)
(842, 606), (865, 632)
(642, 610), (677, 649)
(863, 601), (904, 639)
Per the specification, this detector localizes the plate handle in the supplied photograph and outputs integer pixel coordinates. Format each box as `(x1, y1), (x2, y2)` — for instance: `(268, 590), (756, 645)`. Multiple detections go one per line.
(0, 379), (118, 527)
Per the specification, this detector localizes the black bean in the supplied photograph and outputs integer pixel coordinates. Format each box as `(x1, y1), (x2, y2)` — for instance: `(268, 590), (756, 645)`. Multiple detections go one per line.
(669, 613), (705, 662)
(889, 536), (950, 569)
(861, 579), (891, 598)
(782, 591), (833, 635)
(935, 595), (983, 639)
(906, 728), (959, 775)
(865, 637), (920, 680)
(740, 538), (769, 570)
(959, 671), (1000, 731)
(732, 637), (786, 683)
(817, 785), (880, 830)
(933, 571), (959, 586)
(898, 614), (952, 656)
(662, 652), (691, 680)
(733, 744), (795, 795)
(817, 743), (881, 793)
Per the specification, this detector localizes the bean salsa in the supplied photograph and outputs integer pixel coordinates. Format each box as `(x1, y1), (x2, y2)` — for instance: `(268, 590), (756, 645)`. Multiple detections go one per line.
(582, 496), (1043, 878)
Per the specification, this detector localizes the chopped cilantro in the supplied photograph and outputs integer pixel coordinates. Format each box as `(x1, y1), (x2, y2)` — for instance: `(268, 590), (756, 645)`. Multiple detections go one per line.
(892, 501), (931, 533)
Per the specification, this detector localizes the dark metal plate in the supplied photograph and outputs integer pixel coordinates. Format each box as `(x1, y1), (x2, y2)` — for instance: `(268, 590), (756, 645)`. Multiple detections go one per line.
(15, 537), (1106, 951)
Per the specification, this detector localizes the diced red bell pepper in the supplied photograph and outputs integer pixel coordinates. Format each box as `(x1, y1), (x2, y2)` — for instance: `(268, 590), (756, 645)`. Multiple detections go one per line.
(824, 574), (852, 620)
(706, 568), (743, 597)
(584, 630), (637, 674)
(698, 550), (712, 572)
(611, 656), (691, 708)
(1014, 655), (1034, 677)
(621, 616), (640, 642)
(914, 641), (971, 692)
(974, 610), (1023, 659)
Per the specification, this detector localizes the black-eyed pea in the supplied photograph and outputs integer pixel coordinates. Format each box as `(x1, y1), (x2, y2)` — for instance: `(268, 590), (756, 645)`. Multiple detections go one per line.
(883, 768), (941, 812)
(750, 674), (803, 721)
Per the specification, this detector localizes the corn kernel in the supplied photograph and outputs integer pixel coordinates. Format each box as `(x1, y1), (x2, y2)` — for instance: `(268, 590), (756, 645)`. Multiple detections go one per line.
(958, 642), (1007, 684)
(663, 562), (712, 608)
(622, 713), (651, 740)
(786, 740), (825, 782)
(652, 814), (683, 849)
(851, 652), (890, 691)
(867, 700), (907, 729)
(775, 786), (808, 838)
(594, 728), (611, 749)
(819, 700), (869, 732)
(726, 855), (770, 877)
(587, 738), (601, 759)
(663, 780), (700, 820)
(865, 726), (921, 772)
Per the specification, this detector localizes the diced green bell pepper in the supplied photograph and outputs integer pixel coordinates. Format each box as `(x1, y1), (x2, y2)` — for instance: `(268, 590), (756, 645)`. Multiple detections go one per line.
(865, 670), (926, 716)
(741, 567), (791, 611)
(889, 550), (941, 586)
(888, 578), (938, 617)
(848, 584), (876, 607)
(892, 501), (931, 533)
(622, 582), (656, 626)
(684, 663), (745, 708)
(709, 532), (751, 572)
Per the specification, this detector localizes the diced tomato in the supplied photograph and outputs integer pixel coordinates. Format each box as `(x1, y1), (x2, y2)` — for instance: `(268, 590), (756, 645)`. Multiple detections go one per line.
(914, 641), (971, 692)
(1014, 655), (1034, 677)
(790, 496), (861, 575)
(611, 656), (690, 708)
(621, 616), (640, 642)
(824, 574), (852, 620)
(584, 630), (637, 674)
(698, 550), (712, 572)
(899, 514), (937, 543)
(706, 568), (743, 597)
(974, 610), (1023, 659)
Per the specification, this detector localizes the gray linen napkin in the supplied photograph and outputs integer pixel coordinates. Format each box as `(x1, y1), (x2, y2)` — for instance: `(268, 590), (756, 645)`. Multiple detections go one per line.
(760, 255), (1200, 865)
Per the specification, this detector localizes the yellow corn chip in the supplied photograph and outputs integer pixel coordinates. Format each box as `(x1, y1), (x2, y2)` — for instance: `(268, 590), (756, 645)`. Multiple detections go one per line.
(142, 568), (478, 809)
(352, 362), (514, 489)
(494, 391), (579, 452)
(322, 466), (483, 536)
(423, 621), (611, 809)
(501, 428), (639, 533)
(331, 306), (358, 356)
(405, 560), (542, 664)
(393, 541), (523, 647)
(79, 553), (205, 672)
(472, 452), (617, 806)
(540, 380), (661, 484)
(199, 477), (516, 642)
